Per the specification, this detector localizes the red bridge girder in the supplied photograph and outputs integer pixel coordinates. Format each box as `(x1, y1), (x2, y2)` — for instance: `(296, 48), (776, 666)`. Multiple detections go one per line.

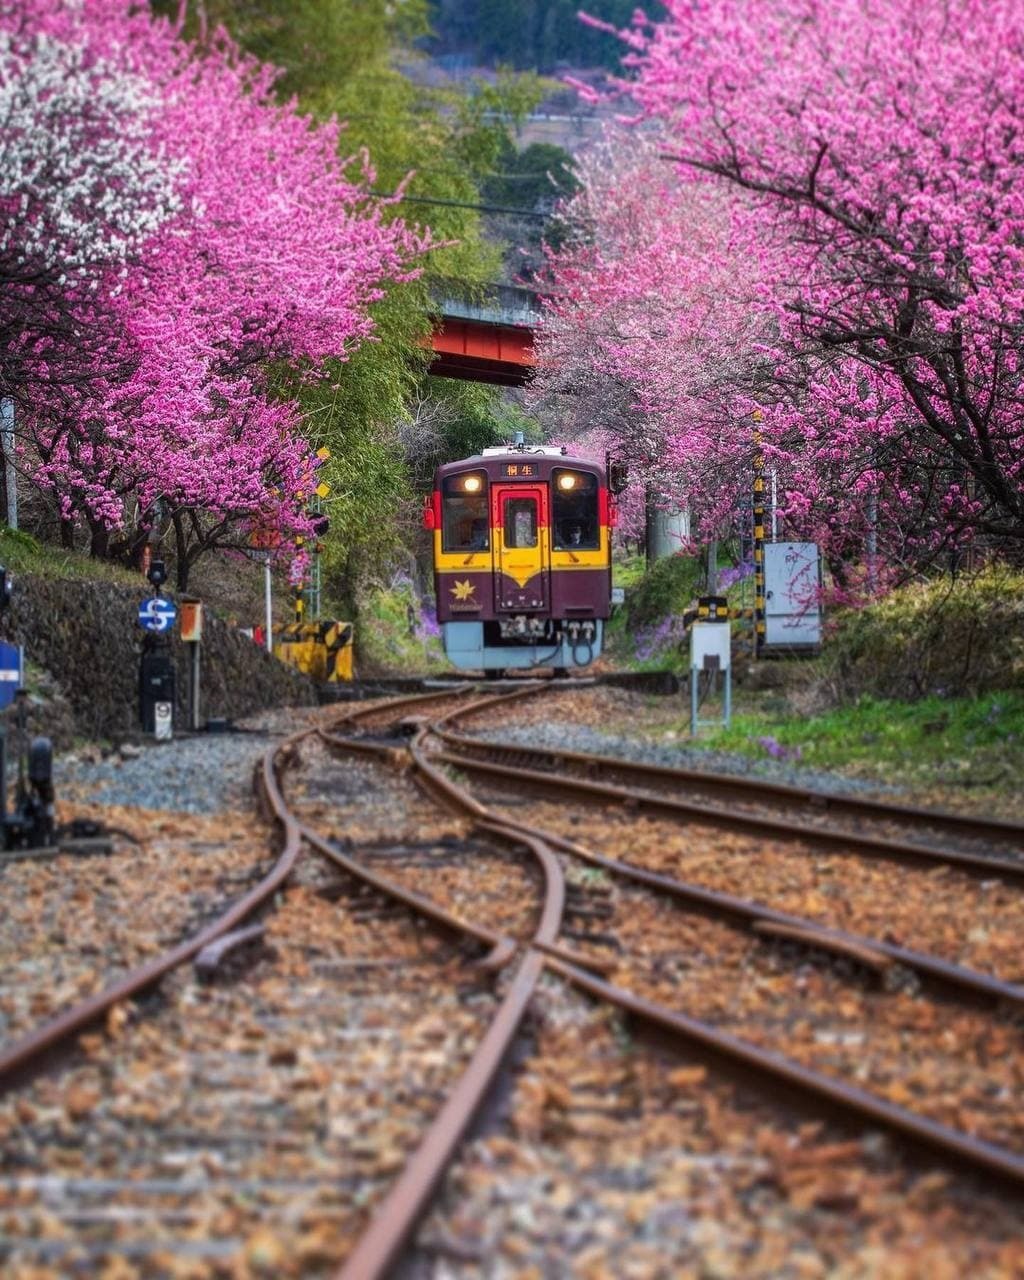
(427, 318), (536, 388)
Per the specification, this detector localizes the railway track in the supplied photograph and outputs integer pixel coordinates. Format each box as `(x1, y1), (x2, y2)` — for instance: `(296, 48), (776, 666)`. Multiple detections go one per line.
(0, 686), (1021, 1275)
(327, 692), (1024, 1272)
(432, 732), (1024, 880)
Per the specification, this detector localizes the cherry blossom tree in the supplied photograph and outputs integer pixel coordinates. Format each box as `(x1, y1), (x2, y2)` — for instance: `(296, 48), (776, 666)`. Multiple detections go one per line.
(3, 0), (431, 585)
(0, 22), (182, 411)
(530, 131), (767, 546)
(582, 0), (1024, 570)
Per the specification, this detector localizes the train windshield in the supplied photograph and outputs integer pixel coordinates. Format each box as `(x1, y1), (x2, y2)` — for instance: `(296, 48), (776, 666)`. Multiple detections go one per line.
(552, 469), (599, 549)
(503, 497), (538, 548)
(442, 472), (489, 552)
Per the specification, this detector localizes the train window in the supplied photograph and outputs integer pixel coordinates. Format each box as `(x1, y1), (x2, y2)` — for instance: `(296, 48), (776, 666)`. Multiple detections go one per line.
(442, 473), (489, 552)
(553, 470), (599, 549)
(503, 497), (538, 548)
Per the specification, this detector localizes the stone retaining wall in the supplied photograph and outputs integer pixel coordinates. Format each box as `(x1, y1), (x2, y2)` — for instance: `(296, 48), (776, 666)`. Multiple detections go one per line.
(3, 575), (316, 746)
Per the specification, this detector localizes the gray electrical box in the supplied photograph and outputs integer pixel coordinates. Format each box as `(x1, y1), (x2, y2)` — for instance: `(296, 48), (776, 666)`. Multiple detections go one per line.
(690, 621), (732, 734)
(764, 542), (821, 648)
(690, 621), (732, 672)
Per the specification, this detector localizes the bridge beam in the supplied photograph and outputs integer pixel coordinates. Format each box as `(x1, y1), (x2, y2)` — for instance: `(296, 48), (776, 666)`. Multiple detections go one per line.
(428, 319), (535, 387)
(427, 287), (540, 388)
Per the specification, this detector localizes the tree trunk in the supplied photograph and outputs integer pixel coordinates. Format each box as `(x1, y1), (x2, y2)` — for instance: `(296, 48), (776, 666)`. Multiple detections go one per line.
(172, 511), (190, 593)
(88, 521), (109, 559)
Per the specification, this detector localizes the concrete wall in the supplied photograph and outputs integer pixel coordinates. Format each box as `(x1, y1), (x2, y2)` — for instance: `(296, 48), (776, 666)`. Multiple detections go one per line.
(3, 575), (316, 746)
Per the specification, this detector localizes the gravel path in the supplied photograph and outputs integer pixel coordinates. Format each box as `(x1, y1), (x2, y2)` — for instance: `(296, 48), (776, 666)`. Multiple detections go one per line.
(466, 720), (902, 797)
(55, 709), (314, 815)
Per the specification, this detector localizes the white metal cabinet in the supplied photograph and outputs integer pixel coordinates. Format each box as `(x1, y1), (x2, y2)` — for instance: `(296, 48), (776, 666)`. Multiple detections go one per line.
(764, 542), (821, 646)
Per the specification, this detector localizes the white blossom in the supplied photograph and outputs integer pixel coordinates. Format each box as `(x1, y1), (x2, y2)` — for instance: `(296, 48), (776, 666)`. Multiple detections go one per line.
(0, 30), (184, 278)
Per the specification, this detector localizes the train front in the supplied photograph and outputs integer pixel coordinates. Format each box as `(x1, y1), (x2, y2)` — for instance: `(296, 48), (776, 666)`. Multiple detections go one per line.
(426, 445), (613, 673)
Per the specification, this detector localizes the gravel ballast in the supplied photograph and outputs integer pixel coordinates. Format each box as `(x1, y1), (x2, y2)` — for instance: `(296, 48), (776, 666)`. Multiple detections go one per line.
(465, 721), (901, 797)
(55, 709), (315, 815)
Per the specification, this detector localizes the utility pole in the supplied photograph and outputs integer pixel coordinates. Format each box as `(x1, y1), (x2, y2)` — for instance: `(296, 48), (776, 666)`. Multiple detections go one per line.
(1, 399), (17, 530)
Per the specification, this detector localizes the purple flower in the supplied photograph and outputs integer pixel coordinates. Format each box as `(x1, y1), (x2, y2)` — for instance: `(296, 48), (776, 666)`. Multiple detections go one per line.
(757, 735), (802, 761)
(416, 602), (441, 640)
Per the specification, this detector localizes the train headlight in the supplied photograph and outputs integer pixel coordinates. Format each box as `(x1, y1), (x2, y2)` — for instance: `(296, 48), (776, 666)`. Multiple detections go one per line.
(557, 473), (578, 490)
(463, 475), (482, 493)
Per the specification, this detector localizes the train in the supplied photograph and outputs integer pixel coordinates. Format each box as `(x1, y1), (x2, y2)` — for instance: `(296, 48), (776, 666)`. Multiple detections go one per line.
(426, 438), (617, 673)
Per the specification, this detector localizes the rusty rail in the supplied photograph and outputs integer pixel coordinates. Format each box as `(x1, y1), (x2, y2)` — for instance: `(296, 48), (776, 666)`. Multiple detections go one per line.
(433, 749), (1024, 885)
(439, 729), (1024, 849)
(545, 955), (1024, 1188)
(335, 801), (565, 1280)
(0, 736), (305, 1089)
(468, 810), (1024, 1011)
(327, 721), (1024, 1009)
(297, 690), (1024, 1278)
(321, 710), (1024, 1217)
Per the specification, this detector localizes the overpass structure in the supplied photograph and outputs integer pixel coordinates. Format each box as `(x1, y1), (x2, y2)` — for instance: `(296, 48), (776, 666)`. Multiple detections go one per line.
(428, 285), (542, 387)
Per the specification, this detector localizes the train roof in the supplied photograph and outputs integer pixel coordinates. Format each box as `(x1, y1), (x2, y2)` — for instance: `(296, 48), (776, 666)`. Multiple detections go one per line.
(437, 446), (604, 480)
(479, 445), (569, 457)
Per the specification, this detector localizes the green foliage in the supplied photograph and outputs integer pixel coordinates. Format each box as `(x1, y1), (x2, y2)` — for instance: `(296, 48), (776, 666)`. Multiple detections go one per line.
(185, 1), (555, 610)
(0, 529), (139, 586)
(624, 553), (702, 633)
(354, 578), (446, 674)
(827, 567), (1024, 701)
(700, 691), (1024, 793)
(483, 141), (579, 211)
(430, 1), (667, 74)
(428, 382), (541, 470)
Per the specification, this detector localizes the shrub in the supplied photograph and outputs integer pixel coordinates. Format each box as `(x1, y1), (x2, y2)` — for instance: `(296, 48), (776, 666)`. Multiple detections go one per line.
(828, 567), (1024, 702)
(625, 554), (702, 633)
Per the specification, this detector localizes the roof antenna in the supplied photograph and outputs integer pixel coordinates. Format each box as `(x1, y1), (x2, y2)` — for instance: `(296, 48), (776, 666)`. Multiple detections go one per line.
(513, 431), (525, 450)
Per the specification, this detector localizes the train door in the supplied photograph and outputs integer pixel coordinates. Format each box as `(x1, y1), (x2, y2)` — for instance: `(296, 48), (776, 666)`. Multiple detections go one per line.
(493, 485), (549, 611)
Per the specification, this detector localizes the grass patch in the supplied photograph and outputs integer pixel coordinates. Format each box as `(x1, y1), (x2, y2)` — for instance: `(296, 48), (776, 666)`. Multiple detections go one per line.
(695, 690), (1024, 792)
(828, 566), (1024, 701)
(0, 528), (142, 587)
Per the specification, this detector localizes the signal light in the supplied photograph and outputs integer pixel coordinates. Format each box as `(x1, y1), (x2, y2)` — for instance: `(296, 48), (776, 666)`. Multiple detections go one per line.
(310, 514), (329, 537)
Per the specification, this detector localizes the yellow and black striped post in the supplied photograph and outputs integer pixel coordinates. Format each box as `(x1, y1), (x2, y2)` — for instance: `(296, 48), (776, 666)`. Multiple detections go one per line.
(752, 410), (766, 657)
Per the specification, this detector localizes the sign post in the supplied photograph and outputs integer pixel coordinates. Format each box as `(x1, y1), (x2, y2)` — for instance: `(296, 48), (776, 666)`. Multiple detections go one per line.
(1, 398), (17, 530)
(138, 561), (176, 738)
(690, 621), (732, 737)
(0, 641), (21, 826)
(180, 599), (203, 731)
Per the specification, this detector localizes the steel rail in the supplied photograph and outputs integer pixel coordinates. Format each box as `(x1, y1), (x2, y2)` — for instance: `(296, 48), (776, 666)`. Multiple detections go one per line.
(324, 717), (1024, 1207)
(544, 955), (1024, 1189)
(336, 813), (565, 1280)
(433, 750), (1024, 885)
(337, 682), (481, 728)
(0, 735), (306, 1089)
(322, 722), (1024, 1006)
(293, 823), (516, 973)
(0, 685), (495, 1090)
(470, 810), (1024, 1011)
(429, 680), (552, 730)
(438, 729), (1024, 847)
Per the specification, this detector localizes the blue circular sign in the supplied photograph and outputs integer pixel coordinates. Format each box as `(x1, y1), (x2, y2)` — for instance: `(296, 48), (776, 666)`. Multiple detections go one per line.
(138, 597), (178, 634)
